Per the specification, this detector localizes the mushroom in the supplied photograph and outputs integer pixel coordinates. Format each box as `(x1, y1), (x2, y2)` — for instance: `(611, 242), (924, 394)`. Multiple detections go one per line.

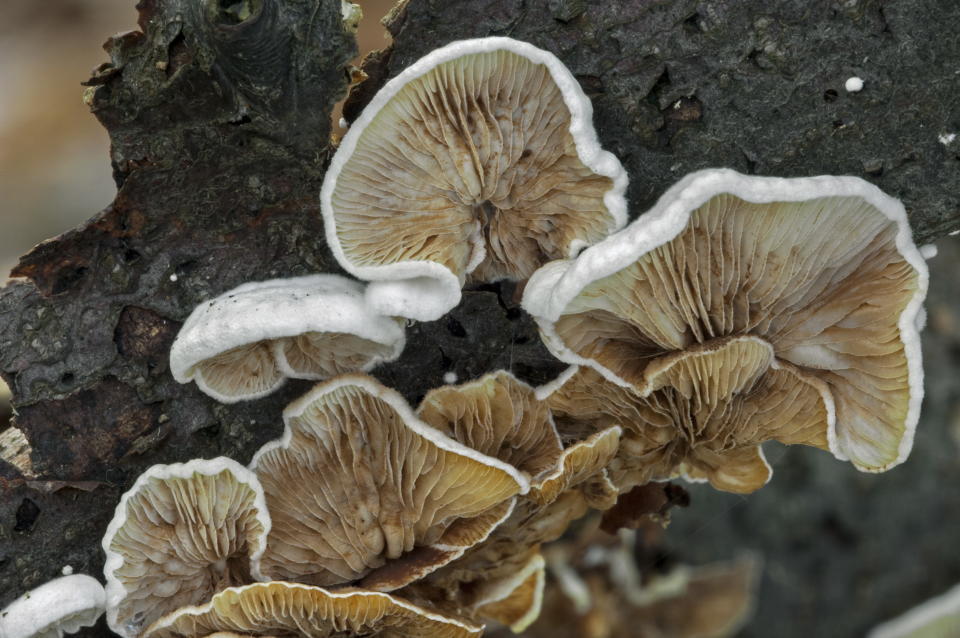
(416, 370), (620, 505)
(102, 458), (271, 638)
(524, 169), (928, 472)
(546, 338), (834, 494)
(249, 374), (528, 589)
(527, 546), (760, 638)
(416, 370), (564, 482)
(170, 274), (406, 403)
(0, 574), (105, 638)
(472, 552), (546, 633)
(142, 582), (482, 638)
(321, 37), (628, 320)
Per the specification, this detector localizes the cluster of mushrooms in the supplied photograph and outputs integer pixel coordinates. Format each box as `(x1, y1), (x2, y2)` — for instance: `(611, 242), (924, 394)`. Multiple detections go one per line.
(1, 36), (930, 638)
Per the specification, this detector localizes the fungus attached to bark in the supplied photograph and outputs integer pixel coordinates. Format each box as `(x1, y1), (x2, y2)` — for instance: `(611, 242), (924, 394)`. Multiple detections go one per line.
(322, 37), (628, 320)
(170, 275), (405, 403)
(0, 574), (105, 638)
(142, 582), (482, 638)
(524, 169), (928, 472)
(102, 458), (271, 638)
(249, 374), (528, 589)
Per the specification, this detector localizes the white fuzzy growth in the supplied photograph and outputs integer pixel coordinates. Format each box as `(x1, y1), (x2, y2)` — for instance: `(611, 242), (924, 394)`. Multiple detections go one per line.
(102, 458), (272, 638)
(364, 274), (460, 322)
(920, 244), (938, 259)
(938, 132), (957, 145)
(868, 581), (960, 638)
(320, 36), (628, 320)
(845, 76), (864, 92)
(522, 168), (929, 471)
(442, 371), (458, 384)
(0, 574), (105, 638)
(169, 274), (406, 392)
(60, 566), (73, 576)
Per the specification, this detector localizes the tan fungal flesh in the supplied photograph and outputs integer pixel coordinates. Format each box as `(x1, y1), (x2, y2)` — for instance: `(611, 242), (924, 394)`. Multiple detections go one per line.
(554, 194), (918, 470)
(473, 554), (546, 632)
(253, 382), (522, 587)
(277, 331), (397, 378)
(548, 337), (832, 493)
(107, 470), (268, 635)
(417, 371), (563, 479)
(331, 49), (616, 282)
(360, 499), (515, 592)
(195, 342), (284, 399)
(533, 426), (621, 507)
(143, 582), (482, 638)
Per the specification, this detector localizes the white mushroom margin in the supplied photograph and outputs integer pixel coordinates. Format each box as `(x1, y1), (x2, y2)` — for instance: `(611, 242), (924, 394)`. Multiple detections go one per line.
(169, 274), (406, 402)
(522, 168), (928, 470)
(0, 574), (105, 638)
(321, 36), (628, 321)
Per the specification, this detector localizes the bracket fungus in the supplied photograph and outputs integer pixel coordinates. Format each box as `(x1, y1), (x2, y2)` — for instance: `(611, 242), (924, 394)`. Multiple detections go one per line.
(524, 169), (928, 474)
(170, 275), (405, 403)
(321, 36), (628, 320)
(248, 374), (528, 590)
(142, 582), (482, 638)
(0, 574), (105, 638)
(102, 458), (271, 638)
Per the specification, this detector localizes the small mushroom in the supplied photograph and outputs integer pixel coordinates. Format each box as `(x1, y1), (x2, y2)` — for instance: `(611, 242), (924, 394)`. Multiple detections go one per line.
(416, 371), (564, 483)
(524, 169), (928, 472)
(322, 37), (628, 320)
(547, 337), (833, 494)
(102, 458), (271, 638)
(142, 582), (482, 638)
(249, 374), (528, 589)
(472, 552), (546, 633)
(0, 574), (105, 638)
(416, 370), (620, 506)
(170, 274), (405, 403)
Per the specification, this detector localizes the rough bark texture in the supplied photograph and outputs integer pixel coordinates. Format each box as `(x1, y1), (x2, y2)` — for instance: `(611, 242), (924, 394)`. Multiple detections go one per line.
(0, 0), (958, 636)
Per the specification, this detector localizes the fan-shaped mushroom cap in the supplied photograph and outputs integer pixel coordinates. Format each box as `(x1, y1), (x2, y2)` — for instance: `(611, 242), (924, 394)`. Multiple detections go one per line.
(142, 582), (482, 638)
(0, 574), (105, 638)
(416, 370), (619, 506)
(524, 169), (928, 472)
(322, 37), (628, 321)
(417, 371), (564, 480)
(170, 275), (405, 403)
(249, 374), (527, 589)
(102, 458), (271, 638)
(473, 552), (546, 633)
(546, 336), (833, 494)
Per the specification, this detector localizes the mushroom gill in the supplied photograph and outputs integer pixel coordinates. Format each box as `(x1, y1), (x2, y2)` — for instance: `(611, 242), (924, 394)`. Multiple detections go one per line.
(249, 375), (526, 589)
(525, 170), (927, 472)
(547, 336), (833, 494)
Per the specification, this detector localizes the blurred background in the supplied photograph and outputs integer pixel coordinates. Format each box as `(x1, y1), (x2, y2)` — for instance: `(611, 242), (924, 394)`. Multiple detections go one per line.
(1, 1), (958, 636)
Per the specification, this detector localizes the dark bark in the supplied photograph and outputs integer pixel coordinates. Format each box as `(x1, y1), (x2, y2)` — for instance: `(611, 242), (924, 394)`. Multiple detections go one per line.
(1, 0), (958, 636)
